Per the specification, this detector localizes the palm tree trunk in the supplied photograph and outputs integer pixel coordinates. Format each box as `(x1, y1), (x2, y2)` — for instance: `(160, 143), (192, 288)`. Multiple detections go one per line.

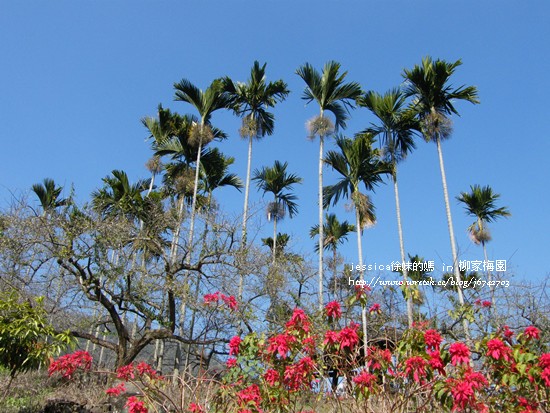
(355, 202), (368, 368)
(272, 214), (278, 265)
(238, 134), (254, 300)
(318, 130), (325, 311)
(436, 135), (471, 341)
(393, 172), (414, 328)
(333, 247), (338, 299)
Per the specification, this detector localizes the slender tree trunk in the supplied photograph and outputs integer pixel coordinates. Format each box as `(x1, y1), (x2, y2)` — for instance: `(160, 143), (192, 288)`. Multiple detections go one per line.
(238, 133), (254, 300)
(333, 247), (338, 299)
(435, 135), (471, 341)
(355, 201), (368, 368)
(177, 125), (205, 376)
(272, 214), (278, 265)
(393, 172), (414, 328)
(318, 127), (325, 311)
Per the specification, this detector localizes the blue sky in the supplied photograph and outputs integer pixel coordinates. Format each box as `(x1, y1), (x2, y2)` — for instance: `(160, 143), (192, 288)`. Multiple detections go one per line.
(1, 1), (549, 282)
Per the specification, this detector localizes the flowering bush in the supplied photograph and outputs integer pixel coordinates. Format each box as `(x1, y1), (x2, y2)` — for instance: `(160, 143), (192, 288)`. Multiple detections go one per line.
(48, 350), (92, 379)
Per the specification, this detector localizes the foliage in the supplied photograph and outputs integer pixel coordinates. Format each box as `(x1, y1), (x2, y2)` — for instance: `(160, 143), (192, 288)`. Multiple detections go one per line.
(0, 289), (74, 379)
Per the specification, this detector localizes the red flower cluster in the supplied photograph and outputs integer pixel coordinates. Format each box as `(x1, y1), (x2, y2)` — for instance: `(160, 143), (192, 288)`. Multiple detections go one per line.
(353, 370), (378, 390)
(237, 384), (262, 409)
(116, 361), (160, 381)
(338, 324), (360, 351)
(105, 382), (126, 396)
(486, 338), (512, 362)
(503, 325), (514, 338)
(283, 356), (316, 391)
(48, 350), (92, 379)
(267, 333), (296, 359)
(474, 299), (492, 308)
(524, 326), (540, 340)
(325, 301), (342, 319)
(449, 342), (470, 366)
(405, 356), (428, 383)
(368, 303), (381, 314)
(188, 403), (205, 413)
(125, 396), (148, 413)
(286, 308), (311, 333)
(226, 358), (237, 368)
(229, 336), (242, 356)
(424, 329), (443, 350)
(427, 350), (445, 375)
(366, 346), (392, 371)
(203, 291), (238, 310)
(447, 368), (488, 411)
(539, 353), (550, 387)
(264, 368), (280, 386)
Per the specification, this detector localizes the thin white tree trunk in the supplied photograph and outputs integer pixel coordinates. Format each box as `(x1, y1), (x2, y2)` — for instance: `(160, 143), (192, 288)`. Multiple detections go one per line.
(238, 134), (254, 300)
(393, 173), (414, 328)
(436, 136), (471, 341)
(318, 132), (325, 311)
(272, 214), (278, 264)
(355, 202), (368, 369)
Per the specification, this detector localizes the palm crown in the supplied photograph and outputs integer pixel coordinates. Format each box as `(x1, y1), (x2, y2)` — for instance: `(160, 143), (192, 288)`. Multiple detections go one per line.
(223, 61), (289, 138)
(252, 160), (302, 220)
(296, 61), (362, 130)
(403, 56), (479, 141)
(457, 185), (511, 244)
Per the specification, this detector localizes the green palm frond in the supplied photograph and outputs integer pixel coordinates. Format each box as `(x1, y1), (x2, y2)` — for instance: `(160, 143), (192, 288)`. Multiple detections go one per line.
(310, 213), (355, 252)
(252, 161), (302, 219)
(296, 61), (362, 130)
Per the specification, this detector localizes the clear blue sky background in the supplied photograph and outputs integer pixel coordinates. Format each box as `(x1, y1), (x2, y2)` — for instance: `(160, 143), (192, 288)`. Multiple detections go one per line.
(1, 1), (549, 283)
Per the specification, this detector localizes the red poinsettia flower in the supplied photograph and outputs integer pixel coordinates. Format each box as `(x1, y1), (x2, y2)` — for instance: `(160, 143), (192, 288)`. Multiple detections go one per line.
(449, 342), (470, 366)
(486, 338), (512, 362)
(325, 301), (342, 319)
(424, 329), (443, 350)
(524, 326), (540, 340)
(229, 336), (242, 356)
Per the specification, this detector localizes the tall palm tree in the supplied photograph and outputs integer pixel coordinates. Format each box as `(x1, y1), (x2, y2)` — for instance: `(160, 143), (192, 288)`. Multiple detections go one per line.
(357, 88), (420, 327)
(31, 178), (68, 215)
(457, 185), (510, 305)
(296, 61), (362, 310)
(324, 133), (391, 363)
(173, 78), (231, 267)
(222, 62), (289, 242)
(403, 56), (479, 339)
(310, 213), (355, 298)
(252, 161), (302, 264)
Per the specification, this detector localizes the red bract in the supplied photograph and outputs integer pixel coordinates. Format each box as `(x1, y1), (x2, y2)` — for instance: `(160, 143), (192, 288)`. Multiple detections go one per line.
(229, 336), (242, 356)
(354, 284), (370, 299)
(524, 326), (540, 340)
(237, 384), (261, 407)
(221, 294), (238, 310)
(366, 347), (391, 371)
(405, 356), (428, 383)
(136, 361), (159, 378)
(116, 364), (135, 380)
(503, 325), (514, 338)
(449, 342), (470, 366)
(427, 350), (446, 375)
(268, 333), (296, 359)
(302, 336), (316, 355)
(481, 300), (492, 308)
(203, 292), (220, 304)
(338, 324), (359, 351)
(325, 301), (342, 319)
(353, 370), (377, 390)
(541, 368), (550, 387)
(424, 329), (443, 350)
(125, 396), (148, 413)
(188, 403), (205, 413)
(486, 338), (512, 362)
(264, 368), (280, 386)
(284, 357), (315, 391)
(449, 379), (475, 411)
(48, 350), (93, 379)
(368, 303), (381, 314)
(226, 358), (237, 368)
(323, 330), (338, 346)
(286, 308), (310, 333)
(539, 353), (550, 369)
(105, 382), (126, 396)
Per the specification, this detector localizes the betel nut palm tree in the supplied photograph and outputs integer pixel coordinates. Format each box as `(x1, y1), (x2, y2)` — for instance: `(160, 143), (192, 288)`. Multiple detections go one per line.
(310, 213), (355, 299)
(403, 56), (479, 340)
(296, 61), (362, 310)
(252, 160), (302, 264)
(324, 133), (391, 365)
(222, 61), (289, 299)
(457, 185), (510, 306)
(357, 88), (420, 328)
(31, 178), (69, 215)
